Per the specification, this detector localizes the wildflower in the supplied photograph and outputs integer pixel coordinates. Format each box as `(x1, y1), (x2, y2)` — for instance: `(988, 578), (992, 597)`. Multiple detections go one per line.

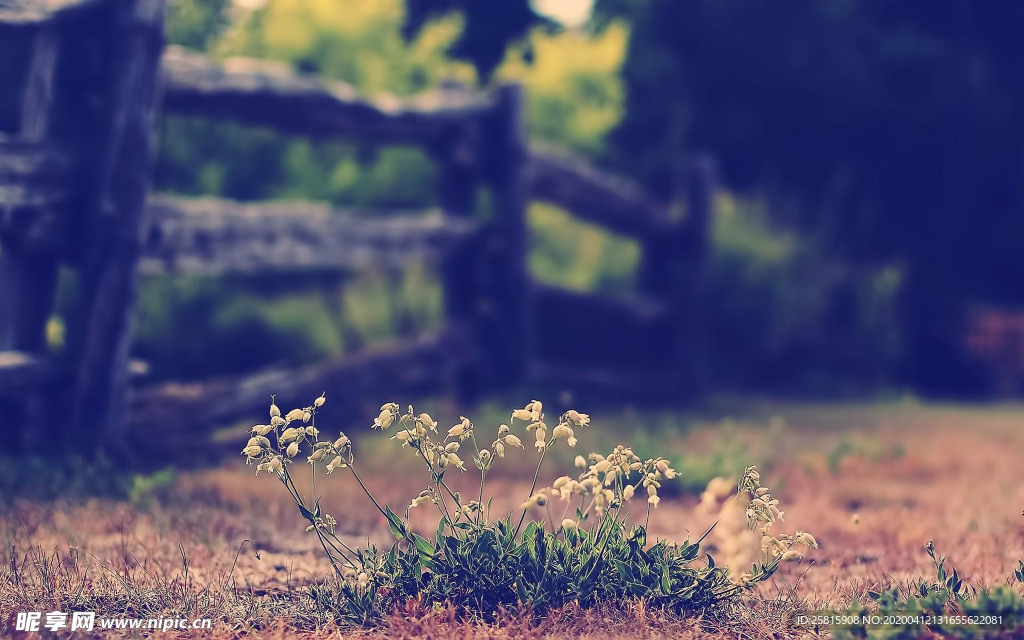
(286, 442), (299, 457)
(505, 433), (523, 448)
(623, 485), (635, 501)
(285, 408), (305, 423)
(512, 408), (533, 422)
(410, 489), (432, 509)
(781, 550), (804, 562)
(242, 444), (262, 458)
(647, 483), (660, 507)
(561, 519), (578, 530)
(563, 410), (590, 427)
(656, 459), (678, 479)
(479, 449), (491, 463)
(271, 415), (285, 427)
(498, 424), (509, 436)
(794, 531), (818, 548)
(374, 408), (395, 430)
(270, 403), (281, 419)
(448, 422), (466, 439)
(305, 426), (318, 437)
(326, 456), (346, 474)
(314, 393), (326, 407)
(334, 435), (350, 449)
(251, 424), (273, 436)
(534, 428), (547, 451)
(552, 423), (573, 442)
(575, 455), (587, 469)
(308, 448), (328, 463)
(521, 493), (547, 510)
(494, 442), (505, 457)
(530, 400), (543, 421)
(446, 452), (465, 470)
(418, 413), (437, 432)
(280, 427), (300, 444)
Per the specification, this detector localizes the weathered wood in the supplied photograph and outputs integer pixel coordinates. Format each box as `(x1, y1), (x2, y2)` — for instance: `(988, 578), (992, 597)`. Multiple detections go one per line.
(127, 327), (476, 457)
(70, 0), (166, 447)
(0, 136), (72, 218)
(528, 144), (672, 239)
(480, 85), (530, 385)
(0, 350), (66, 390)
(161, 46), (496, 146)
(141, 195), (479, 275)
(0, 28), (61, 353)
(0, 0), (102, 26)
(533, 283), (671, 371)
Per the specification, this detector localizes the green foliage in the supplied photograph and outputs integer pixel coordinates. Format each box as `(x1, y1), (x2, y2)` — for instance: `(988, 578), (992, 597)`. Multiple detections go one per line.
(0, 454), (174, 503)
(830, 542), (1024, 639)
(402, 0), (545, 81)
(528, 203), (639, 294)
(313, 516), (732, 625)
(703, 196), (904, 395)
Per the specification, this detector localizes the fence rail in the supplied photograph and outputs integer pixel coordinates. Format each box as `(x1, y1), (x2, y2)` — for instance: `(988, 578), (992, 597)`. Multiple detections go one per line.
(0, 0), (712, 459)
(142, 195), (479, 275)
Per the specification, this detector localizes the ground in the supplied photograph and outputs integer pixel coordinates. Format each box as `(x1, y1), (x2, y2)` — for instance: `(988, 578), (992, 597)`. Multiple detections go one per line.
(3, 399), (1024, 638)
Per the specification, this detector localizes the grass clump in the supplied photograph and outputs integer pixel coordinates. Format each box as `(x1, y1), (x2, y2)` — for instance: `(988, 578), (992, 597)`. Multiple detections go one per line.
(241, 396), (817, 626)
(830, 542), (1024, 639)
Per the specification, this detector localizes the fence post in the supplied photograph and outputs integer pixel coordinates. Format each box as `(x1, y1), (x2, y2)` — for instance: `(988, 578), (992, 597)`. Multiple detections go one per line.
(436, 115), (482, 402)
(69, 0), (166, 449)
(482, 84), (529, 386)
(0, 28), (61, 354)
(0, 28), (63, 454)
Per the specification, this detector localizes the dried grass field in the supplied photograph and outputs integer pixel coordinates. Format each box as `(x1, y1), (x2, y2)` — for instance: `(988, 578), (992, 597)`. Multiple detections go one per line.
(3, 400), (1024, 638)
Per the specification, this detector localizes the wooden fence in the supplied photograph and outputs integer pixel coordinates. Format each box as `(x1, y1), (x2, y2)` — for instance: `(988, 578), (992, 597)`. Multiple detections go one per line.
(0, 0), (712, 459)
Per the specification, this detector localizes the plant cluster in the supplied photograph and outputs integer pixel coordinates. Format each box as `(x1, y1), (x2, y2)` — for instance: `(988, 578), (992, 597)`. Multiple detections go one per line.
(830, 542), (1024, 639)
(242, 396), (815, 625)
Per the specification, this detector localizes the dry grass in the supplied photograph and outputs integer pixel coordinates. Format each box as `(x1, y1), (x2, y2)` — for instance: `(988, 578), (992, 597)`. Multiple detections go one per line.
(3, 400), (1024, 638)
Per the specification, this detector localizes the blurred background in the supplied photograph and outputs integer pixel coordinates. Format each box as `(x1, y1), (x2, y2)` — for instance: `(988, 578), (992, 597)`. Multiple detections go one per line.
(3, 0), (1024, 465)
(148, 0), (1022, 397)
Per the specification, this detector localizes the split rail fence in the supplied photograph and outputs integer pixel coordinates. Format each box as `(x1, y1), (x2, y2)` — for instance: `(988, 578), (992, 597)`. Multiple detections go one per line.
(0, 0), (711, 459)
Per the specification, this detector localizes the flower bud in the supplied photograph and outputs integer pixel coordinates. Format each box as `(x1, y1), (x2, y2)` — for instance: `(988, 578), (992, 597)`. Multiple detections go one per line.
(314, 393), (326, 407)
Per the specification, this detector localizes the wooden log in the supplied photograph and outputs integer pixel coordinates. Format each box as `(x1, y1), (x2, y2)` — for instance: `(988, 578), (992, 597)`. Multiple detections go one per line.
(528, 144), (673, 239)
(140, 195), (479, 275)
(127, 326), (477, 458)
(0, 28), (61, 353)
(477, 85), (530, 385)
(434, 113), (485, 403)
(161, 46), (496, 146)
(69, 0), (166, 448)
(0, 0), (102, 26)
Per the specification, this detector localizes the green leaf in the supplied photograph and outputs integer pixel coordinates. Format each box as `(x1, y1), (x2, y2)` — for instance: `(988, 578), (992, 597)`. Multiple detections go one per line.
(297, 502), (316, 523)
(660, 562), (672, 594)
(384, 505), (408, 539)
(413, 534), (436, 558)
